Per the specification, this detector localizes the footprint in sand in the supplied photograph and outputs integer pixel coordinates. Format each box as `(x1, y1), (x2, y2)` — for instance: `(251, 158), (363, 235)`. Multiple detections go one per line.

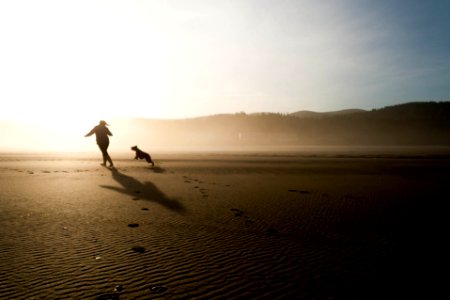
(141, 207), (149, 211)
(188, 183), (210, 198)
(231, 208), (244, 217)
(230, 208), (279, 236)
(245, 219), (255, 227)
(231, 209), (256, 227)
(288, 189), (310, 194)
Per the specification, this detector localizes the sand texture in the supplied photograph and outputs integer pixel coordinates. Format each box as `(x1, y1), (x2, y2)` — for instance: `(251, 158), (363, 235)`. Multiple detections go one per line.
(0, 150), (448, 299)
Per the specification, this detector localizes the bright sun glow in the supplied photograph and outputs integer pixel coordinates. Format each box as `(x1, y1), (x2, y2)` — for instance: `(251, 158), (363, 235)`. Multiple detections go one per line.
(0, 1), (185, 123)
(0, 1), (182, 151)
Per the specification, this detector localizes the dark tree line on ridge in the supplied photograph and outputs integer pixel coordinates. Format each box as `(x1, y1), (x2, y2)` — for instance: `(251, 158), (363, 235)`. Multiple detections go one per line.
(127, 101), (450, 146)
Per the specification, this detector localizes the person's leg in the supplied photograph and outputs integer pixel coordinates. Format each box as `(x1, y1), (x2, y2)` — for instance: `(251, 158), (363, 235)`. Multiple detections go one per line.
(98, 143), (108, 166)
(106, 152), (113, 167)
(103, 143), (114, 167)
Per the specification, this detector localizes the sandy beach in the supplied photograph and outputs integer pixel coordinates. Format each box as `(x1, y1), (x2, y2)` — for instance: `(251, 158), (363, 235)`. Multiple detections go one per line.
(1, 148), (448, 299)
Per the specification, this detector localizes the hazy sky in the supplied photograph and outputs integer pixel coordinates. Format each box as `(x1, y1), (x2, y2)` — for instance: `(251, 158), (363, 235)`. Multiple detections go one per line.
(1, 0), (449, 122)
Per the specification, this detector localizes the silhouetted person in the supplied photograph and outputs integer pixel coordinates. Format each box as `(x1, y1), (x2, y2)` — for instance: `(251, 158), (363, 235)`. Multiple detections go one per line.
(85, 120), (114, 167)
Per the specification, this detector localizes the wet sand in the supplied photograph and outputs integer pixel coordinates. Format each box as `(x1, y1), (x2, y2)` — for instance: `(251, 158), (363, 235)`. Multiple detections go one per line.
(0, 149), (448, 299)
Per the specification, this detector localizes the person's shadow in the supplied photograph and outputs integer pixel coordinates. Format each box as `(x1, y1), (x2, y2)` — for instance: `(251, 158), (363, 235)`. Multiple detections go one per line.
(100, 167), (185, 213)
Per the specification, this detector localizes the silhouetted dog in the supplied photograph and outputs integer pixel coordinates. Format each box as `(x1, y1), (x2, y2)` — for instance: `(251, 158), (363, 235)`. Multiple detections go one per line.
(131, 146), (154, 166)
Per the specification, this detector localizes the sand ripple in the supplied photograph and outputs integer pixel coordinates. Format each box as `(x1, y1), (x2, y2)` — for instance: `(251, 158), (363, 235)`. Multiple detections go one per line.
(1, 155), (446, 299)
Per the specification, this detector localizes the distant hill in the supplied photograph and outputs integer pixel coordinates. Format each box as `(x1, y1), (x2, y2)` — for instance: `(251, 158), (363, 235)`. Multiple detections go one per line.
(290, 109), (366, 118)
(117, 101), (450, 147)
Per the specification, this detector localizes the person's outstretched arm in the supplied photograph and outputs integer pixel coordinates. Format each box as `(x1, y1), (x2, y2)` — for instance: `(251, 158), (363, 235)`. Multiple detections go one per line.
(84, 127), (96, 137)
(106, 128), (113, 136)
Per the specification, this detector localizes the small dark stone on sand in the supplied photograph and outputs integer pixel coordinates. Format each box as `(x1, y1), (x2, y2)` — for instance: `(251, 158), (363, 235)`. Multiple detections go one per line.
(141, 208), (149, 211)
(114, 285), (124, 292)
(128, 223), (139, 228)
(266, 227), (279, 237)
(96, 293), (119, 300)
(150, 285), (168, 293)
(132, 246), (145, 253)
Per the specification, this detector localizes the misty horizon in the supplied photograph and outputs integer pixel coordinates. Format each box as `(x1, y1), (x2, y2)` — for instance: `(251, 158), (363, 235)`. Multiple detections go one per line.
(1, 101), (449, 153)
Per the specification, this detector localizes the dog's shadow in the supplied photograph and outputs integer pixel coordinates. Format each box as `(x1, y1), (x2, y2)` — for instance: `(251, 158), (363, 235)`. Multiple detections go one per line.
(150, 165), (165, 173)
(100, 167), (185, 213)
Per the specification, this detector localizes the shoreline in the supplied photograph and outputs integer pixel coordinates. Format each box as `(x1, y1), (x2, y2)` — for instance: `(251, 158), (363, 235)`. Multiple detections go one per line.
(2, 144), (450, 159)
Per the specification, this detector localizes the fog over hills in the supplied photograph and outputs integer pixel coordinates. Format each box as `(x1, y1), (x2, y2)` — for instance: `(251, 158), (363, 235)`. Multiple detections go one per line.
(1, 101), (449, 152)
(116, 101), (450, 149)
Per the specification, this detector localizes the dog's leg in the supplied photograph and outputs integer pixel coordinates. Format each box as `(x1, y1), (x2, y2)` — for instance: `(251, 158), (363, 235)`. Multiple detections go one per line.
(145, 155), (154, 166)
